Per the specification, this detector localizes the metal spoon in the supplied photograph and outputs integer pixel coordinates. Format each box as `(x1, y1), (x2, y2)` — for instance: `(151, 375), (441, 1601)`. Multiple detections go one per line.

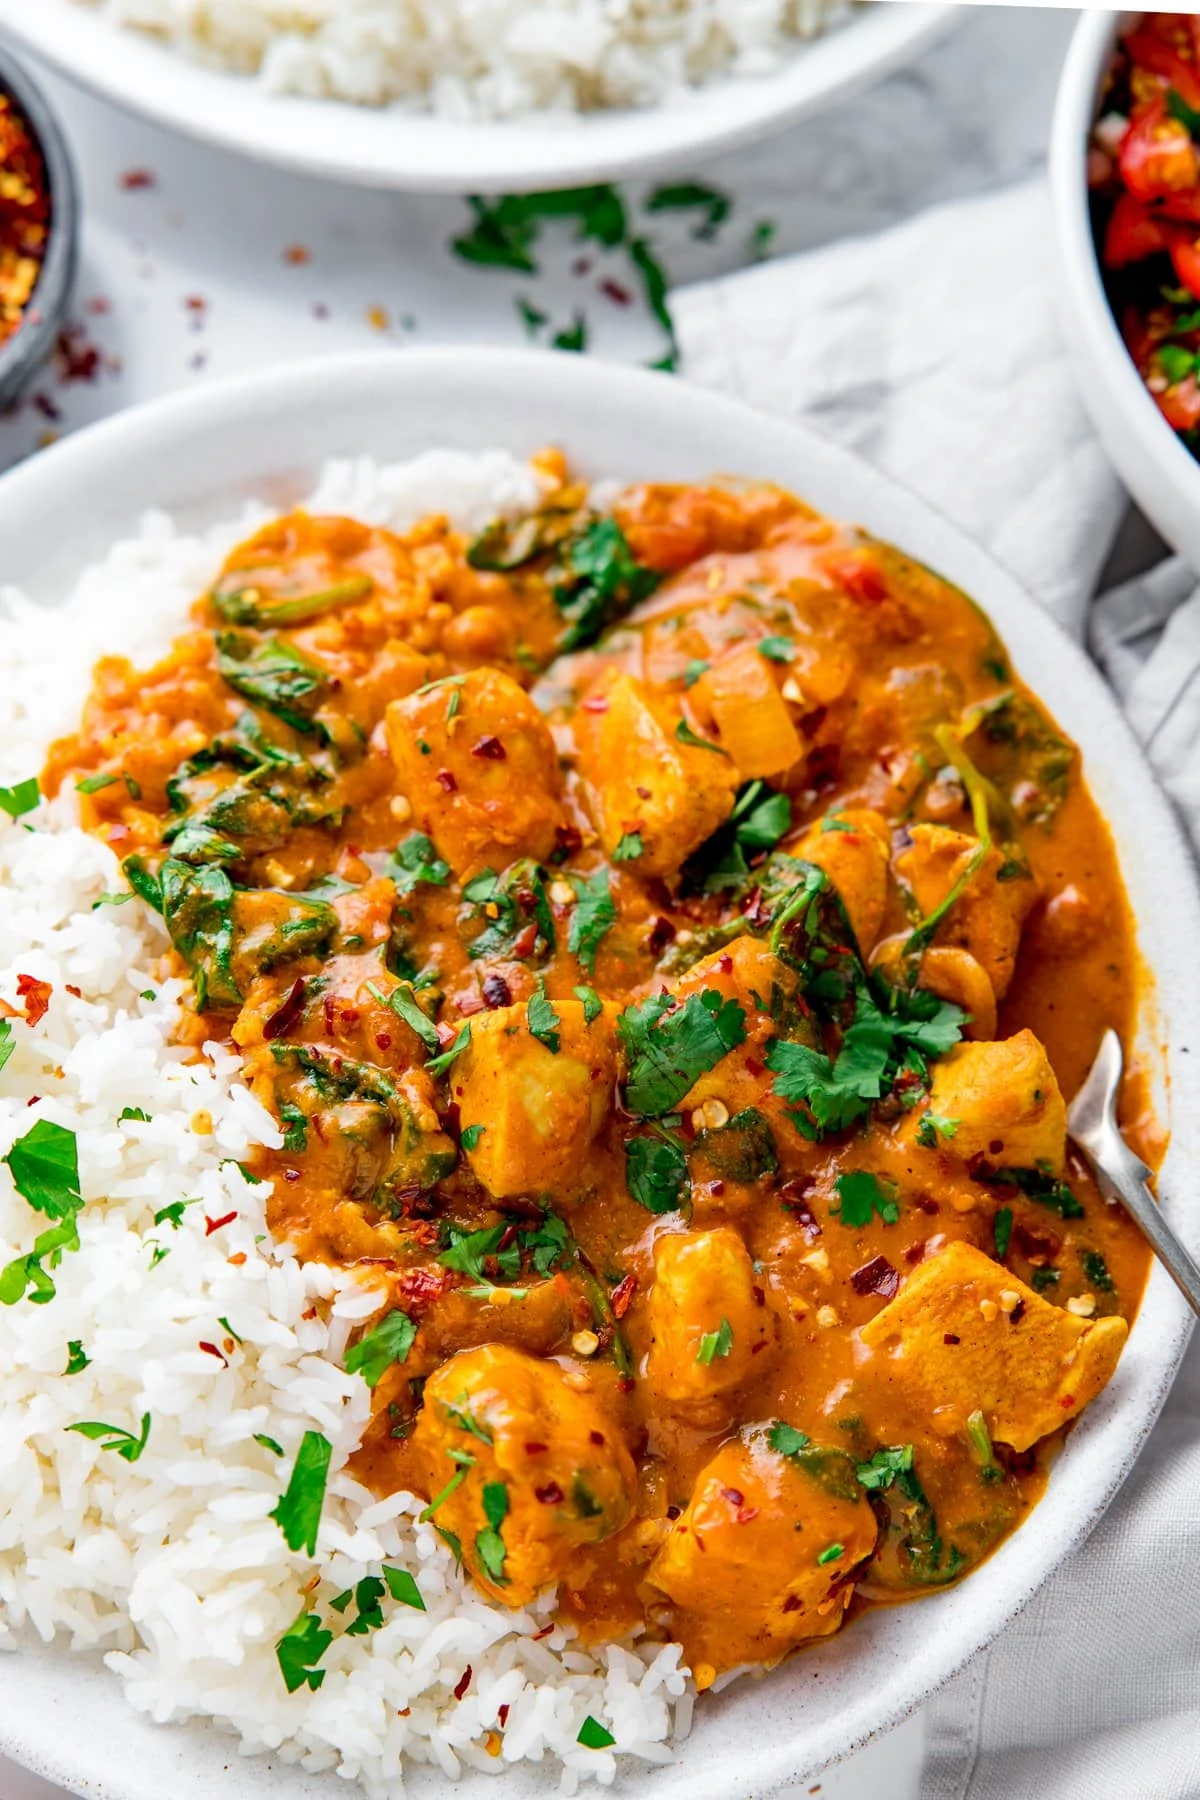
(1067, 1028), (1200, 1320)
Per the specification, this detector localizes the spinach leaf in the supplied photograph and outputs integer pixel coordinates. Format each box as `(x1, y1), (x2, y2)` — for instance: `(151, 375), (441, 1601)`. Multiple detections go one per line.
(215, 633), (328, 735)
(552, 518), (661, 652)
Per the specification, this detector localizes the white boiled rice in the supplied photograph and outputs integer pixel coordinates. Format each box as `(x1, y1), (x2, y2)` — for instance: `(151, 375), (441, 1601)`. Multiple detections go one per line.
(74, 0), (847, 120)
(0, 450), (691, 1794)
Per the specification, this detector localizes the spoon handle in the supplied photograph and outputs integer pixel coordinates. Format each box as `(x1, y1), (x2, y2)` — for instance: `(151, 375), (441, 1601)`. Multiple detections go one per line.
(1076, 1127), (1200, 1322)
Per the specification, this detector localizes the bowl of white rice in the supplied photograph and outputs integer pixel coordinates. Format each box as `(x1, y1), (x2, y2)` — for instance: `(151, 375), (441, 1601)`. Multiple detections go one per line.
(0, 0), (954, 191)
(0, 346), (1196, 1800)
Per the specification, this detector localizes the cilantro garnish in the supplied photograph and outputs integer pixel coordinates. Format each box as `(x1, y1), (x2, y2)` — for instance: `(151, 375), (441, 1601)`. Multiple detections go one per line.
(439, 1223), (520, 1282)
(618, 988), (746, 1117)
(345, 1308), (417, 1389)
(0, 1020), (12, 1074)
(854, 1444), (914, 1491)
(573, 984), (602, 1024)
(979, 1164), (1084, 1220)
(341, 1575), (388, 1637)
(64, 1339), (90, 1375)
(420, 1448), (476, 1521)
(373, 980), (440, 1055)
(569, 867), (616, 974)
(696, 1318), (733, 1364)
(66, 1412), (151, 1463)
(916, 1112), (959, 1149)
(993, 1206), (1014, 1262)
(625, 1133), (689, 1213)
(751, 220), (776, 260)
(76, 773), (119, 795)
(276, 1610), (333, 1694)
(476, 1480), (510, 1584)
(270, 1429), (333, 1556)
(816, 1542), (844, 1566)
(0, 776), (38, 818)
(646, 181), (730, 240)
(553, 518), (661, 651)
(154, 1197), (199, 1231)
(1081, 1248), (1114, 1292)
(767, 1421), (810, 1457)
(1031, 1267), (1060, 1292)
(384, 1565), (426, 1610)
(386, 833), (450, 897)
(425, 1023), (471, 1078)
(758, 635), (794, 663)
(613, 831), (643, 862)
(675, 717), (728, 756)
(516, 295), (548, 336)
(698, 780), (792, 892)
(578, 1716), (616, 1750)
(280, 1101), (308, 1153)
(255, 1433), (284, 1456)
(119, 1106), (150, 1123)
(3, 1118), (81, 1220)
(528, 986), (561, 1054)
(461, 1124), (485, 1151)
(834, 1171), (899, 1228)
(683, 659), (710, 687)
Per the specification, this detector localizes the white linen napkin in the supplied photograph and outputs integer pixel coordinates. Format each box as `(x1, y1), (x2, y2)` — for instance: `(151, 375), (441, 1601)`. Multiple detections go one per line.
(674, 174), (1200, 1800)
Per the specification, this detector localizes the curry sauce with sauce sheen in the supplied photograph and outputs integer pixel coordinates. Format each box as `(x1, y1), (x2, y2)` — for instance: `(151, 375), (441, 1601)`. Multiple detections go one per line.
(45, 457), (1155, 1689)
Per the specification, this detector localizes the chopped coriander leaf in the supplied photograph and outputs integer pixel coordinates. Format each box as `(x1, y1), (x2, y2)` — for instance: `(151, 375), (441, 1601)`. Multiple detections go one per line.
(768, 1421), (811, 1457)
(280, 1100), (308, 1153)
(0, 776), (39, 818)
(516, 295), (548, 336)
(751, 219), (777, 260)
(675, 717), (728, 756)
(569, 866), (616, 974)
(255, 1433), (285, 1456)
(420, 1452), (475, 1521)
(92, 891), (134, 909)
(758, 635), (794, 663)
(618, 988), (746, 1117)
(148, 1243), (170, 1268)
(475, 1479), (510, 1583)
(993, 1206), (1014, 1262)
(119, 1106), (151, 1123)
(3, 1118), (82, 1221)
(553, 517), (660, 651)
(645, 180), (730, 240)
(460, 1124), (485, 1151)
(75, 772), (119, 794)
(64, 1339), (90, 1375)
(218, 1315), (242, 1343)
(625, 1133), (689, 1213)
(0, 1214), (81, 1305)
(552, 313), (588, 353)
(578, 1716), (616, 1750)
(66, 1411), (151, 1463)
(612, 831), (643, 862)
(374, 980), (440, 1055)
(854, 1444), (914, 1491)
(696, 1317), (733, 1364)
(683, 658), (710, 687)
(1080, 1248), (1115, 1292)
(343, 1575), (388, 1637)
(439, 1222), (521, 1282)
(452, 195), (539, 273)
(1031, 1266), (1060, 1292)
(386, 833), (450, 897)
(154, 1197), (199, 1230)
(816, 1542), (844, 1566)
(835, 1170), (899, 1228)
(981, 1164), (1084, 1220)
(0, 1019), (12, 1073)
(276, 1609), (333, 1694)
(628, 235), (678, 367)
(383, 1565), (426, 1610)
(916, 1112), (959, 1149)
(346, 1308), (417, 1388)
(573, 984), (602, 1025)
(528, 986), (561, 1054)
(425, 1022), (472, 1078)
(270, 1429), (333, 1555)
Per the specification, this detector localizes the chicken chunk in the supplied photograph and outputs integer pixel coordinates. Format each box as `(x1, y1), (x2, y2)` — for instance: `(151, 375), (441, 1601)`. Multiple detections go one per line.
(796, 809), (891, 955)
(895, 823), (1037, 999)
(645, 1228), (779, 1417)
(859, 1240), (1128, 1452)
(452, 998), (616, 1199)
(908, 1030), (1067, 1171)
(574, 670), (738, 877)
(690, 643), (802, 778)
(385, 667), (562, 879)
(647, 1432), (877, 1677)
(413, 1345), (636, 1605)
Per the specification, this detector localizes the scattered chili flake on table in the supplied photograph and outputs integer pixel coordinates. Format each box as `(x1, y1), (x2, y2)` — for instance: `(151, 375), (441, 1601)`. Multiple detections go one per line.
(0, 92), (49, 350)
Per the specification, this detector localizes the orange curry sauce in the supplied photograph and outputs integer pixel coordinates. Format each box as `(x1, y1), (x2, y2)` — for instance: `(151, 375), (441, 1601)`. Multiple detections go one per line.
(45, 457), (1155, 1688)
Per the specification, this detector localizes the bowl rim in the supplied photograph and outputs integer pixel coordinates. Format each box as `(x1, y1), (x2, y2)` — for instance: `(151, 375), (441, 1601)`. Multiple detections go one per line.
(0, 2), (956, 194)
(0, 346), (1195, 1800)
(1049, 9), (1200, 555)
(0, 42), (78, 399)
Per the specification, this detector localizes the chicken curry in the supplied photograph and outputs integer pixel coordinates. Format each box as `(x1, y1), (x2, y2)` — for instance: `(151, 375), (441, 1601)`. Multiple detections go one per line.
(45, 455), (1155, 1688)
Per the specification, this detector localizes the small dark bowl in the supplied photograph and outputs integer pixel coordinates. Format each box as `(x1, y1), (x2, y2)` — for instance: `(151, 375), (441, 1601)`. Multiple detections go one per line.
(0, 46), (78, 411)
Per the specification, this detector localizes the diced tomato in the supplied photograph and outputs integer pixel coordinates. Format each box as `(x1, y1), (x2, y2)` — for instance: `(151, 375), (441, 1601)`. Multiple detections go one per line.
(1104, 191), (1173, 267)
(1123, 24), (1200, 113)
(1158, 374), (1200, 432)
(820, 550), (888, 604)
(1170, 231), (1200, 300)
(1117, 99), (1199, 202)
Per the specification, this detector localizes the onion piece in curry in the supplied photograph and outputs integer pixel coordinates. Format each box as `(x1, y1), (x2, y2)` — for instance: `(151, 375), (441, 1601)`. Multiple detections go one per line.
(45, 454), (1157, 1690)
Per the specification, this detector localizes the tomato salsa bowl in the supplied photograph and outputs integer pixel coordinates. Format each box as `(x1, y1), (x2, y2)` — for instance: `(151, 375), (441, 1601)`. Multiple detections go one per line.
(0, 348), (1197, 1800)
(0, 45), (77, 410)
(1052, 11), (1200, 568)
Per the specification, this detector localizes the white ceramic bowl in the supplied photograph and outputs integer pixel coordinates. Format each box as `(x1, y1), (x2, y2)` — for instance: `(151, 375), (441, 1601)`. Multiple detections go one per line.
(1050, 10), (1200, 570)
(0, 348), (1196, 1800)
(0, 1), (954, 194)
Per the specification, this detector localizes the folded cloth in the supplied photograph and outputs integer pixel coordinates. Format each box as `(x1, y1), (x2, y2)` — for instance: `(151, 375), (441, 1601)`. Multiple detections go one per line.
(675, 174), (1200, 1800)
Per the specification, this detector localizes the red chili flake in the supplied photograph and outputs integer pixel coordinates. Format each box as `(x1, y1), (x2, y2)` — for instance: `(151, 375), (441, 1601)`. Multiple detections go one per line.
(904, 1242), (925, 1266)
(32, 391), (61, 422)
(744, 1056), (764, 1078)
(914, 1196), (940, 1216)
(453, 1667), (473, 1701)
(535, 1482), (564, 1504)
(599, 278), (632, 307)
(263, 977), (306, 1042)
(779, 1178), (821, 1240)
(481, 972), (512, 1009)
(375, 1031), (392, 1052)
(581, 695), (609, 713)
(396, 1267), (447, 1311)
(710, 1178), (726, 1196)
(511, 922), (538, 959)
(823, 551), (888, 604)
(797, 705), (827, 740)
(524, 1441), (548, 1455)
(283, 244), (310, 265)
(751, 1284), (765, 1306)
(323, 994), (338, 1035)
(533, 1624), (555, 1640)
(25, 1095), (39, 1107)
(204, 1211), (237, 1236)
(436, 769), (458, 793)
(850, 1255), (900, 1299)
(471, 735), (506, 760)
(119, 168), (155, 189)
(86, 294), (111, 315)
(498, 1705), (510, 1728)
(16, 974), (52, 1026)
(589, 1430), (606, 1446)
(988, 1138), (1004, 1156)
(782, 1594), (803, 1614)
(635, 786), (652, 800)
(228, 1251), (247, 1266)
(750, 1339), (769, 1355)
(54, 324), (102, 384)
(571, 256), (592, 277)
(65, 985), (81, 998)
(283, 1169), (301, 1184)
(1060, 1395), (1076, 1409)
(199, 1340), (228, 1366)
(1014, 1223), (1061, 1260)
(943, 1333), (961, 1346)
(610, 1273), (637, 1318)
(1009, 1300), (1027, 1325)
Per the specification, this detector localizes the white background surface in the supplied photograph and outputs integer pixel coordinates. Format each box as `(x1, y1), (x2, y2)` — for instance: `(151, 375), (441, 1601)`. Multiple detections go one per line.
(0, 9), (1075, 1795)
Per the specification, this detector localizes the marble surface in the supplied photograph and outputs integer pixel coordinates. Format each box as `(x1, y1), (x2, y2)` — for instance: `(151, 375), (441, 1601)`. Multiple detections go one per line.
(0, 8), (1076, 1796)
